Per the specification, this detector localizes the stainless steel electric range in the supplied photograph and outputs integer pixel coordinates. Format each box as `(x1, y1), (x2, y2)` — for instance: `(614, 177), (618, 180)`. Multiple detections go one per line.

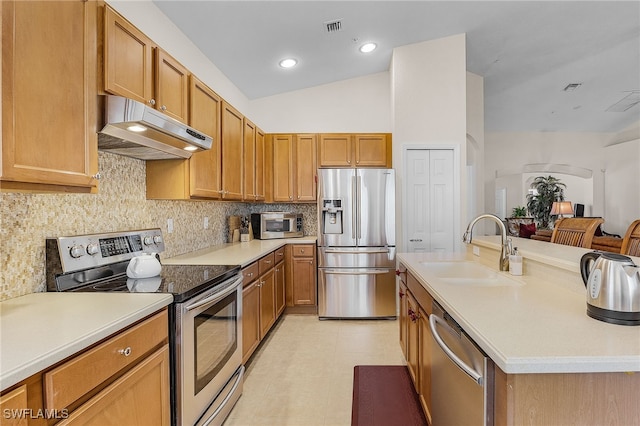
(46, 228), (243, 426)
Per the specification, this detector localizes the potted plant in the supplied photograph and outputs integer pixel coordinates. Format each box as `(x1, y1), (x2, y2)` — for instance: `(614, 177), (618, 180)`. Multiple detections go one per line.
(506, 206), (534, 236)
(526, 176), (566, 229)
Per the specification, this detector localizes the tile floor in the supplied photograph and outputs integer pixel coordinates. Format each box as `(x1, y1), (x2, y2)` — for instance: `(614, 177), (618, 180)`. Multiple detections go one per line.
(224, 314), (406, 426)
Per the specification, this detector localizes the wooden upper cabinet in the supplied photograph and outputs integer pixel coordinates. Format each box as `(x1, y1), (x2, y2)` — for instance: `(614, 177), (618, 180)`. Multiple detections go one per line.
(255, 128), (266, 201)
(155, 49), (189, 124)
(318, 133), (392, 168)
(295, 134), (317, 202)
(272, 135), (294, 202)
(104, 6), (189, 124)
(188, 76), (222, 198)
(104, 6), (154, 104)
(318, 134), (353, 167)
(145, 76), (221, 200)
(1, 0), (99, 192)
(355, 134), (390, 167)
(221, 102), (244, 200)
(243, 119), (257, 200)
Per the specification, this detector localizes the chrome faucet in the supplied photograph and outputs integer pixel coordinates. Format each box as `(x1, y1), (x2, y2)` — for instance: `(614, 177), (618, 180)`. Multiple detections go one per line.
(462, 213), (512, 271)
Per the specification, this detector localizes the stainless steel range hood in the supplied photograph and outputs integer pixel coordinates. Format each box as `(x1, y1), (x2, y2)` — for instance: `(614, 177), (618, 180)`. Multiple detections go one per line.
(98, 95), (213, 160)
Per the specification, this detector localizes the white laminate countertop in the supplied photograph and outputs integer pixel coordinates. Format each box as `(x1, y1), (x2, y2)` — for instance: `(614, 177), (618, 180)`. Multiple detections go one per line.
(398, 239), (640, 375)
(0, 292), (173, 391)
(162, 237), (317, 267)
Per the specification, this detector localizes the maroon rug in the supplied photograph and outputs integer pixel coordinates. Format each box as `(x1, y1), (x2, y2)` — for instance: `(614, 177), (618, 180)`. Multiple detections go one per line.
(351, 365), (427, 426)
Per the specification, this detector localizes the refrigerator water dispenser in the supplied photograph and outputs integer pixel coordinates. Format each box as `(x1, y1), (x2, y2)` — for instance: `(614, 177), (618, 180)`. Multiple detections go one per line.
(322, 199), (343, 234)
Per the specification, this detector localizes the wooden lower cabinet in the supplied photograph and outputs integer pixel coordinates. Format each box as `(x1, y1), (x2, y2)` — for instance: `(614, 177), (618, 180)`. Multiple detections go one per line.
(275, 258), (286, 317)
(406, 292), (420, 386)
(58, 345), (170, 426)
(242, 279), (261, 364)
(285, 244), (317, 310)
(398, 273), (409, 360)
(0, 385), (28, 426)
(259, 268), (276, 339)
(417, 305), (432, 425)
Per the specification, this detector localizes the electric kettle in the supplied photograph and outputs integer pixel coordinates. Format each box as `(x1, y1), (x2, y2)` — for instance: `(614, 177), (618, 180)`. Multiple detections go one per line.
(126, 254), (162, 279)
(580, 251), (640, 326)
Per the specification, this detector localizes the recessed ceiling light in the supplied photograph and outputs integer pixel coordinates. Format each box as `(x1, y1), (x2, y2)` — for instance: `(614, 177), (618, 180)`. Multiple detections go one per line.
(359, 43), (377, 53)
(279, 58), (297, 68)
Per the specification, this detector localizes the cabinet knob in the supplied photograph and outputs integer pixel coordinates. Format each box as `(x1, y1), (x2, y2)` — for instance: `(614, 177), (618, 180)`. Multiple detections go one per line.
(347, 160), (351, 164)
(91, 172), (102, 180)
(148, 99), (156, 106)
(118, 347), (132, 357)
(264, 260), (271, 264)
(160, 105), (167, 111)
(300, 249), (305, 253)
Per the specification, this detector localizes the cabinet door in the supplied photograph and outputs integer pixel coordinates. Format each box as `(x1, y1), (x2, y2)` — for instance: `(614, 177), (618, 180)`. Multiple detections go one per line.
(243, 119), (257, 200)
(0, 385), (28, 426)
(354, 134), (389, 167)
(398, 280), (408, 359)
(272, 134), (294, 202)
(188, 75), (222, 198)
(220, 102), (244, 200)
(104, 5), (154, 104)
(291, 256), (316, 306)
(406, 292), (420, 388)
(242, 281), (260, 364)
(58, 345), (170, 426)
(418, 305), (433, 424)
(259, 269), (276, 339)
(318, 134), (352, 167)
(1, 0), (98, 191)
(295, 134), (317, 202)
(255, 128), (266, 201)
(155, 49), (189, 124)
(274, 260), (286, 317)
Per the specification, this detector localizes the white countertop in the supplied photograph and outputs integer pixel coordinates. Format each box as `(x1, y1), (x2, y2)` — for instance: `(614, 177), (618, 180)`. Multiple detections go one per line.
(0, 292), (173, 391)
(162, 237), (317, 267)
(398, 239), (640, 374)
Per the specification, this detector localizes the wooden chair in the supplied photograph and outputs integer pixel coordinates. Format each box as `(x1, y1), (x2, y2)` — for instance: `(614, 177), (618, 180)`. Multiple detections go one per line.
(620, 219), (640, 257)
(550, 217), (604, 248)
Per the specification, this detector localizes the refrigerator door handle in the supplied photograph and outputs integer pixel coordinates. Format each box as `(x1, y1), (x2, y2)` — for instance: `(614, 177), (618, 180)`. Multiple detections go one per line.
(321, 269), (390, 275)
(357, 175), (362, 239)
(323, 249), (391, 254)
(352, 175), (357, 239)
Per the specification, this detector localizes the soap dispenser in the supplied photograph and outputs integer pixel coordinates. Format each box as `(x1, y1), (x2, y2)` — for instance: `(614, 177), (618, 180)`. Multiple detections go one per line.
(509, 248), (522, 276)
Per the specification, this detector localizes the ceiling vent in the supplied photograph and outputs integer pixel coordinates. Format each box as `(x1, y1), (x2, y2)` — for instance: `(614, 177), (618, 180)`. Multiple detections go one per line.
(606, 91), (640, 112)
(324, 19), (343, 33)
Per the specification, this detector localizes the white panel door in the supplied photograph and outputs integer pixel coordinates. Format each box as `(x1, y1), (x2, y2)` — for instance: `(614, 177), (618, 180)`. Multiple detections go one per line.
(405, 149), (455, 252)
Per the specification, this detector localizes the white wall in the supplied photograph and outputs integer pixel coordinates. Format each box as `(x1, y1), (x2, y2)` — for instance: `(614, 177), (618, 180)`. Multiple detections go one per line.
(485, 132), (640, 235)
(391, 34), (468, 251)
(466, 72), (485, 221)
(249, 72), (391, 133)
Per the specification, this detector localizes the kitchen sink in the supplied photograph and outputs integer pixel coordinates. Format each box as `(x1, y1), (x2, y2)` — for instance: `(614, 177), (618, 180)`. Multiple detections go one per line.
(419, 261), (525, 287)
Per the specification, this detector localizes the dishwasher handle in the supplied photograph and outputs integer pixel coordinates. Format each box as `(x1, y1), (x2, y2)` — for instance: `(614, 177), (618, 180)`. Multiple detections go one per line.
(429, 313), (484, 385)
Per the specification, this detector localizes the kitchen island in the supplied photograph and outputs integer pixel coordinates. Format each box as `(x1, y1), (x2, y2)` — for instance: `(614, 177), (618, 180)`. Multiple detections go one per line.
(398, 236), (640, 425)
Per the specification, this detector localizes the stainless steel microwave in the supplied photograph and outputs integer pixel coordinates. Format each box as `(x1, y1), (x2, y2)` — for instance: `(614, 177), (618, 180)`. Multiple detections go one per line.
(251, 212), (303, 239)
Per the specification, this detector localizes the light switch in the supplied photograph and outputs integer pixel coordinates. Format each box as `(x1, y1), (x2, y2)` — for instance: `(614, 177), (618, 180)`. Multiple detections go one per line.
(167, 218), (174, 233)
(204, 217), (209, 229)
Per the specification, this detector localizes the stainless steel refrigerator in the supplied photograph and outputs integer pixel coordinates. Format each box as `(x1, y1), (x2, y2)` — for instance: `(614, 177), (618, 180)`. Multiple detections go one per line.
(317, 168), (396, 319)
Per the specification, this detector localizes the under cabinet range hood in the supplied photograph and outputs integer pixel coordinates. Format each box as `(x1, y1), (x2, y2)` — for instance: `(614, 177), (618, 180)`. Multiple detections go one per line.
(97, 95), (213, 160)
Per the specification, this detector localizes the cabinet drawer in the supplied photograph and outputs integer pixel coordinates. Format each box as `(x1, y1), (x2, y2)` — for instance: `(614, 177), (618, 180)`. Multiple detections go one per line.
(274, 247), (286, 263)
(44, 310), (168, 410)
(407, 272), (432, 315)
(292, 244), (314, 257)
(259, 253), (275, 275)
(242, 262), (259, 286)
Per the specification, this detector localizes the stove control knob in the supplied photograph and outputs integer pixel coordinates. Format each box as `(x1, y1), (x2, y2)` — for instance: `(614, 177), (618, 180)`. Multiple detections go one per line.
(69, 245), (84, 259)
(86, 243), (99, 256)
(153, 235), (163, 244)
(143, 236), (153, 246)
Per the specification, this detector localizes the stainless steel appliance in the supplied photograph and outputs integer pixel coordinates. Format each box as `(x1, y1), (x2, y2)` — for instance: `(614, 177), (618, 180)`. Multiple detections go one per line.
(251, 212), (303, 239)
(46, 229), (243, 426)
(430, 301), (494, 425)
(580, 251), (640, 325)
(317, 168), (396, 319)
(98, 95), (213, 160)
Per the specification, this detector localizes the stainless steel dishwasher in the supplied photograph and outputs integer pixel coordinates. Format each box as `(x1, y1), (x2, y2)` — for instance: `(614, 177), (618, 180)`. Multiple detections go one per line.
(430, 301), (494, 425)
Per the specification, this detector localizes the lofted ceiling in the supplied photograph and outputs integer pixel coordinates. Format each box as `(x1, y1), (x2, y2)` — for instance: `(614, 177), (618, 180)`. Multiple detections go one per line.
(152, 1), (640, 133)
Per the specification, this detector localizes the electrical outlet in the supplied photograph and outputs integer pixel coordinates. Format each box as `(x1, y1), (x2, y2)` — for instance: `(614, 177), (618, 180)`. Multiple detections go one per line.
(167, 218), (174, 234)
(473, 246), (480, 256)
(204, 217), (209, 230)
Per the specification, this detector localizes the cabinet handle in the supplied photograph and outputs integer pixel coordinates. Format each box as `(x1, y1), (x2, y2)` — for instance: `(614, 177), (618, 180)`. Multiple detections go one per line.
(148, 99), (156, 106)
(399, 290), (405, 299)
(264, 260), (272, 264)
(408, 309), (419, 322)
(308, 260), (312, 264)
(118, 347), (132, 357)
(277, 252), (284, 256)
(247, 272), (253, 277)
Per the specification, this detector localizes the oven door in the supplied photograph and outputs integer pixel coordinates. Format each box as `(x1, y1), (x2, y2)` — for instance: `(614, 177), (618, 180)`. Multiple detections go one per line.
(174, 274), (243, 426)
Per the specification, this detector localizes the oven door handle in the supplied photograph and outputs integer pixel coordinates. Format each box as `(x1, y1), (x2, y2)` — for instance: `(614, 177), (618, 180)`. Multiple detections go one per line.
(185, 276), (242, 312)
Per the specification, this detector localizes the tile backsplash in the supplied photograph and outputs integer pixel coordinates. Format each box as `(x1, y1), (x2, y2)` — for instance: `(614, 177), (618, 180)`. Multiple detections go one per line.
(0, 152), (317, 301)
